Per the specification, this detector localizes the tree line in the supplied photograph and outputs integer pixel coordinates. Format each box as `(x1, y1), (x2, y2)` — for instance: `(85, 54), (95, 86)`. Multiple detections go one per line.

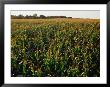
(11, 14), (72, 19)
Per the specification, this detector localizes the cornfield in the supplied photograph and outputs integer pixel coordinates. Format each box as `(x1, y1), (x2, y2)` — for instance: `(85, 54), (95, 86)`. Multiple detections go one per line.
(11, 18), (100, 77)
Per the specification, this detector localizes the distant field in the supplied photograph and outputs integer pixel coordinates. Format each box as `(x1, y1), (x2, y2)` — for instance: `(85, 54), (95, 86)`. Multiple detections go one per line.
(11, 18), (100, 77)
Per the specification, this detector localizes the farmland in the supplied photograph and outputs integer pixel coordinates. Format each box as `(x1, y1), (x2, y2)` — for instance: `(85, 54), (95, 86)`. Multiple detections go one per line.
(11, 18), (100, 77)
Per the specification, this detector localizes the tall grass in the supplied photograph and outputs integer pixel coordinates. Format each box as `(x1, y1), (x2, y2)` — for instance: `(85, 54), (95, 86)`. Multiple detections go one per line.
(11, 18), (100, 77)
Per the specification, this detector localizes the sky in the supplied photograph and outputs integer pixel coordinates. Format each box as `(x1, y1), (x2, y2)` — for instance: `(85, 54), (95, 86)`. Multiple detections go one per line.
(11, 10), (100, 19)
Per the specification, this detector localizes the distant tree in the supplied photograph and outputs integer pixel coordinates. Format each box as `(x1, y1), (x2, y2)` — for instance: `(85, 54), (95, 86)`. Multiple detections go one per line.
(11, 15), (16, 19)
(25, 15), (29, 19)
(11, 14), (73, 19)
(68, 17), (72, 18)
(33, 14), (37, 17)
(18, 14), (24, 19)
(40, 15), (45, 18)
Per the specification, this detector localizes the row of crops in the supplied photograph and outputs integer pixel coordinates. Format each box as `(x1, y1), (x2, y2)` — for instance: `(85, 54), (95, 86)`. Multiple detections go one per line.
(11, 18), (100, 77)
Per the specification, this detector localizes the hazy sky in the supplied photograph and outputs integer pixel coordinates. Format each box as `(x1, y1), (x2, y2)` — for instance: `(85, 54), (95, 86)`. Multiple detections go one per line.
(11, 10), (100, 19)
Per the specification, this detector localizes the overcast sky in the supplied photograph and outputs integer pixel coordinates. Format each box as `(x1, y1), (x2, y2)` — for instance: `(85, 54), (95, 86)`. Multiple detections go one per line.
(11, 10), (100, 19)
